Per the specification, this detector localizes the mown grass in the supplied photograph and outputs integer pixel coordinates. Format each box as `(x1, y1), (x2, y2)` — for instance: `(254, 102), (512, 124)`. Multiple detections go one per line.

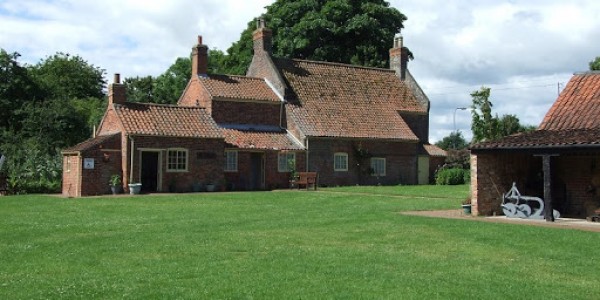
(1, 185), (598, 299)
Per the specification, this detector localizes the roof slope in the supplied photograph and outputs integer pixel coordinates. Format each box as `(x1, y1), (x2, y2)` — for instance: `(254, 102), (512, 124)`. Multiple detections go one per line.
(470, 128), (600, 151)
(274, 58), (424, 141)
(63, 133), (121, 152)
(223, 128), (304, 151)
(113, 102), (223, 138)
(540, 72), (600, 130)
(200, 74), (280, 103)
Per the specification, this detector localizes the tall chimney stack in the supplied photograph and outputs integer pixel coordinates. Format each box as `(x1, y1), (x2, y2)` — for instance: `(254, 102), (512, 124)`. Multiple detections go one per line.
(252, 17), (272, 54)
(192, 35), (208, 77)
(108, 73), (126, 105)
(389, 32), (409, 80)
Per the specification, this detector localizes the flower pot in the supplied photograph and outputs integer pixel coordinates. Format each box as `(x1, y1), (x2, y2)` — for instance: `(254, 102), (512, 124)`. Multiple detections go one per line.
(462, 204), (472, 215)
(206, 184), (215, 192)
(110, 185), (121, 195)
(128, 183), (142, 195)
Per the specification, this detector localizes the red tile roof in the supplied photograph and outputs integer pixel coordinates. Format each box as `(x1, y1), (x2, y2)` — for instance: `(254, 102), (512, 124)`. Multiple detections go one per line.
(471, 129), (600, 151)
(63, 133), (121, 152)
(422, 144), (447, 157)
(223, 128), (304, 150)
(113, 102), (223, 138)
(275, 58), (424, 141)
(200, 75), (280, 103)
(472, 72), (600, 151)
(540, 72), (600, 130)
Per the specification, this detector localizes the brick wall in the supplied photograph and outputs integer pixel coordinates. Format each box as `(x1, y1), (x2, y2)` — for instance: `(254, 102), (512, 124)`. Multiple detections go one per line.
(62, 155), (80, 197)
(127, 136), (225, 193)
(212, 101), (284, 127)
(224, 150), (306, 190)
(471, 151), (600, 218)
(178, 79), (213, 112)
(308, 138), (417, 186)
(97, 107), (121, 136)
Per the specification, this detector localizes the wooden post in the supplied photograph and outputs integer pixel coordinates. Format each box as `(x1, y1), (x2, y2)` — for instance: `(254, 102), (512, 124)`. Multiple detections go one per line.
(542, 155), (555, 222)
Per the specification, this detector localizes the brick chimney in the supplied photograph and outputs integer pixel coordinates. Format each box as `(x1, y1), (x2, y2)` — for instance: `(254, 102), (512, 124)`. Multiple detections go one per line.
(108, 73), (126, 105)
(192, 35), (208, 77)
(252, 17), (272, 54)
(389, 32), (409, 80)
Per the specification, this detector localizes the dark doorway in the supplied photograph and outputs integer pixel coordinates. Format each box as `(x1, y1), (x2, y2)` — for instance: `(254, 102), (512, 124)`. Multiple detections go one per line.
(141, 151), (159, 193)
(249, 153), (264, 190)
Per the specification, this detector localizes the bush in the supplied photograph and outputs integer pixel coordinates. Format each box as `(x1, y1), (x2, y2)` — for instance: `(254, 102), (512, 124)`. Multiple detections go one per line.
(435, 168), (469, 185)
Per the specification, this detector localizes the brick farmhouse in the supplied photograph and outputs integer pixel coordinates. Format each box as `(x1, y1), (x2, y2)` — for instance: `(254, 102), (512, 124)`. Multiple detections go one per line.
(470, 71), (600, 218)
(62, 21), (445, 197)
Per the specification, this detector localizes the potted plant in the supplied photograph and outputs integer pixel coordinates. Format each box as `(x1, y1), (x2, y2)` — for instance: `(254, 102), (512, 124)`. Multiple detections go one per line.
(109, 175), (121, 195)
(128, 182), (142, 195)
(461, 197), (472, 215)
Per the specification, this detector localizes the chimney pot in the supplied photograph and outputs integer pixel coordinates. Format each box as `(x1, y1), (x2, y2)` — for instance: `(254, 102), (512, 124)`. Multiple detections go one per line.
(109, 73), (126, 104)
(192, 35), (208, 76)
(197, 35), (202, 45)
(114, 73), (121, 84)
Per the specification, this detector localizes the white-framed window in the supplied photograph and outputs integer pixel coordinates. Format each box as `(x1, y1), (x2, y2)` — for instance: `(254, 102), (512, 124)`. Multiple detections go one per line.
(224, 150), (238, 172)
(167, 148), (188, 172)
(370, 157), (386, 176)
(278, 152), (296, 172)
(334, 152), (348, 171)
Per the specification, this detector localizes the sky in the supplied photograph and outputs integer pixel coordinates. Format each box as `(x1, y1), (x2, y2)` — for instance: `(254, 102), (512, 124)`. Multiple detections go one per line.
(1, 0), (599, 143)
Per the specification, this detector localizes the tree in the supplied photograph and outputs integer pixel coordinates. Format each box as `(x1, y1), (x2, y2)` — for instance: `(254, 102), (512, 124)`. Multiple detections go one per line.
(124, 76), (155, 103)
(435, 131), (468, 150)
(470, 87), (498, 143)
(152, 57), (191, 104)
(0, 49), (40, 131)
(220, 0), (408, 75)
(30, 52), (106, 100)
(590, 56), (600, 71)
(470, 87), (536, 143)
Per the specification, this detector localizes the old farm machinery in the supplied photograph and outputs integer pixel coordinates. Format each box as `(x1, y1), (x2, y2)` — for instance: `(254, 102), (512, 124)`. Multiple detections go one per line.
(502, 183), (560, 219)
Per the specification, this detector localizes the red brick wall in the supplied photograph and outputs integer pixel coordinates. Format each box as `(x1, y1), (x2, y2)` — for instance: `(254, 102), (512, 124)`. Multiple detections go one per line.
(471, 152), (600, 218)
(79, 149), (122, 196)
(307, 138), (418, 186)
(62, 155), (80, 197)
(127, 136), (225, 192)
(97, 107), (121, 136)
(178, 79), (213, 113)
(224, 150), (306, 190)
(212, 101), (284, 127)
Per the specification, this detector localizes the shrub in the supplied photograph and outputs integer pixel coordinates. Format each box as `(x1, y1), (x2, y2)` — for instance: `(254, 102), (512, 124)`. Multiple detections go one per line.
(435, 168), (469, 185)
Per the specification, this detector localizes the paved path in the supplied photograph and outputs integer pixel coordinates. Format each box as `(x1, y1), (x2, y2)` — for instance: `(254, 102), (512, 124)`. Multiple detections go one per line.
(401, 209), (600, 233)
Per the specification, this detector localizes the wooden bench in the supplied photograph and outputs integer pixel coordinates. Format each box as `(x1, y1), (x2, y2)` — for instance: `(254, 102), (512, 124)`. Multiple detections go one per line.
(297, 172), (318, 190)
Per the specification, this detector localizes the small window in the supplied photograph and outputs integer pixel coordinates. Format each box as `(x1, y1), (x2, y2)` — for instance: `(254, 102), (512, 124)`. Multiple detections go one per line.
(167, 149), (188, 172)
(65, 156), (71, 172)
(224, 150), (238, 172)
(278, 152), (296, 172)
(370, 157), (386, 176)
(334, 152), (348, 171)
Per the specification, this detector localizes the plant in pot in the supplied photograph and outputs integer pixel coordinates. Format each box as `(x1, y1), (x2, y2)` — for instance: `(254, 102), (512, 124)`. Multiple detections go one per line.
(462, 197), (472, 215)
(109, 175), (121, 195)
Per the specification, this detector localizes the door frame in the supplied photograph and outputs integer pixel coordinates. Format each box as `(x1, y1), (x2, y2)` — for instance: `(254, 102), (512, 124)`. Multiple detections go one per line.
(138, 149), (163, 192)
(417, 155), (430, 185)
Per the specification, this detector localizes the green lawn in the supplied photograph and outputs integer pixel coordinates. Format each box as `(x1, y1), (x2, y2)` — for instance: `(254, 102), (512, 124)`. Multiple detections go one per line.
(1, 185), (598, 299)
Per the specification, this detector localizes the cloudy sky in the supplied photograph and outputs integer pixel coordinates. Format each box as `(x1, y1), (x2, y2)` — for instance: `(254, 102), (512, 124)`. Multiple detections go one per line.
(1, 0), (599, 142)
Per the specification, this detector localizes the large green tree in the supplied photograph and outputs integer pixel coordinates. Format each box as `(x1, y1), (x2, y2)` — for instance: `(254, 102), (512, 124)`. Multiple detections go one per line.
(29, 52), (106, 100)
(1, 49), (107, 193)
(221, 0), (407, 75)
